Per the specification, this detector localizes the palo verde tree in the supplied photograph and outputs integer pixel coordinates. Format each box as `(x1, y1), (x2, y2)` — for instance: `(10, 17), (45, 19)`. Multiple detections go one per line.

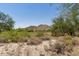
(51, 4), (79, 36)
(0, 12), (15, 32)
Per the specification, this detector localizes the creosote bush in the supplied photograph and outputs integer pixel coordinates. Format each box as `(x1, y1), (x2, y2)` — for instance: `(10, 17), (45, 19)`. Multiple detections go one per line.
(64, 34), (73, 52)
(49, 34), (74, 55)
(27, 37), (42, 45)
(0, 30), (30, 42)
(0, 28), (50, 43)
(36, 32), (44, 37)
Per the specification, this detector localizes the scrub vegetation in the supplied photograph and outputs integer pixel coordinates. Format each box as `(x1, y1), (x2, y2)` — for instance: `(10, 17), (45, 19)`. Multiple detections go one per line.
(0, 3), (79, 56)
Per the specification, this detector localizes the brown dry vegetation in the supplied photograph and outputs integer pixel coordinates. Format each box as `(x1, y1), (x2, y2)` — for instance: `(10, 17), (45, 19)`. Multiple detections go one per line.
(0, 24), (79, 56)
(0, 4), (79, 56)
(0, 32), (79, 56)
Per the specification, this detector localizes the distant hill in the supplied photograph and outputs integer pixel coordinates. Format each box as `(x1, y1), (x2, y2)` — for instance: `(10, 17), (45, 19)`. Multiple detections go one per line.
(25, 24), (50, 32)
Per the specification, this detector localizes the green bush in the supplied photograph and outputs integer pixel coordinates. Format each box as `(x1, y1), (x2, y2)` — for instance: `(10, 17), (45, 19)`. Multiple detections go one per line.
(0, 30), (30, 42)
(36, 32), (44, 37)
(51, 16), (76, 36)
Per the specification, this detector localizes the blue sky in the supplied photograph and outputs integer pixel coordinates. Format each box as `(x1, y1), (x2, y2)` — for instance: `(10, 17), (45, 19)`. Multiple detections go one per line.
(0, 3), (61, 28)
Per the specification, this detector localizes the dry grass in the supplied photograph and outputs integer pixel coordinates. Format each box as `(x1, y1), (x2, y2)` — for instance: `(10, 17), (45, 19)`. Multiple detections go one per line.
(27, 37), (42, 45)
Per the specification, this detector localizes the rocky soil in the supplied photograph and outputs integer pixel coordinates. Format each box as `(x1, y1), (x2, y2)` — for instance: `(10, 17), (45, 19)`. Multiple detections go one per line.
(0, 37), (79, 56)
(0, 38), (56, 56)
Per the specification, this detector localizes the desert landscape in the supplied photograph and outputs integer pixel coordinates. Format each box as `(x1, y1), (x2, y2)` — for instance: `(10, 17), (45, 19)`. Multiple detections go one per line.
(0, 3), (79, 56)
(0, 35), (79, 56)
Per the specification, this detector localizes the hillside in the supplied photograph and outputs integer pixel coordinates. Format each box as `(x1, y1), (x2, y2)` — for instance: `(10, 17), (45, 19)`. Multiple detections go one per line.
(26, 24), (50, 32)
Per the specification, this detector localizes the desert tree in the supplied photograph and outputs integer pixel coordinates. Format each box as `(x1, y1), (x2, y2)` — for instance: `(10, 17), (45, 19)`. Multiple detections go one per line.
(0, 12), (15, 32)
(51, 3), (79, 36)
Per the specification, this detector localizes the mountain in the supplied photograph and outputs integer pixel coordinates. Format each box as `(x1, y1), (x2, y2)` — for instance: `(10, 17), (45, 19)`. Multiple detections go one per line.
(26, 24), (50, 32)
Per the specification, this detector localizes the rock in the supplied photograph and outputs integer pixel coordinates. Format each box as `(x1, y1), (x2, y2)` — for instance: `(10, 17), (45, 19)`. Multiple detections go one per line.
(27, 46), (40, 56)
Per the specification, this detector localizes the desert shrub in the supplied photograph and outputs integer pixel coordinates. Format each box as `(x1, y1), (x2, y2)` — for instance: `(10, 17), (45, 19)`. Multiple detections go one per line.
(36, 32), (44, 37)
(27, 37), (42, 45)
(48, 35), (73, 55)
(75, 32), (79, 37)
(64, 34), (73, 52)
(51, 4), (79, 36)
(54, 42), (65, 55)
(49, 40), (65, 55)
(51, 16), (76, 36)
(16, 28), (24, 32)
(0, 30), (30, 42)
(11, 31), (31, 42)
(0, 31), (15, 42)
(40, 37), (50, 41)
(72, 37), (79, 46)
